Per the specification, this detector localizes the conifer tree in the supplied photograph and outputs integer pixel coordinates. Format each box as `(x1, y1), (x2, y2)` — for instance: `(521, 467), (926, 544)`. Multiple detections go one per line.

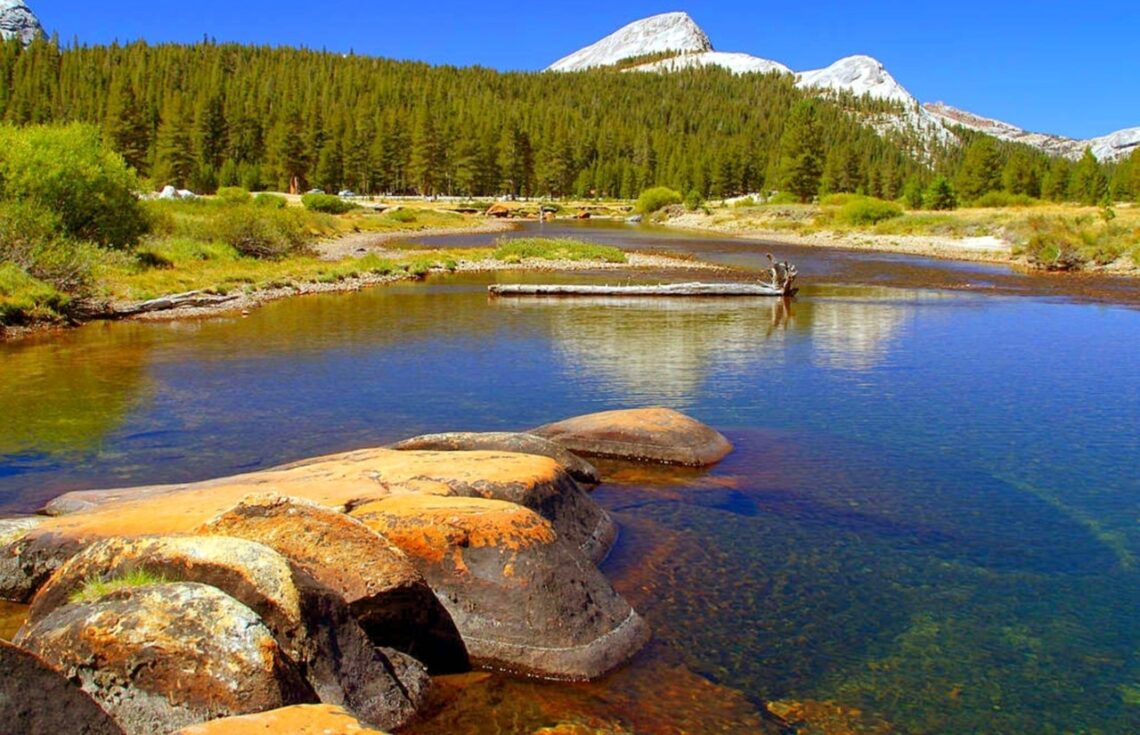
(104, 79), (151, 174)
(409, 107), (446, 196)
(956, 137), (1003, 201)
(1002, 149), (1040, 197)
(152, 103), (196, 188)
(924, 175), (957, 210)
(777, 100), (823, 202)
(1070, 148), (1107, 205)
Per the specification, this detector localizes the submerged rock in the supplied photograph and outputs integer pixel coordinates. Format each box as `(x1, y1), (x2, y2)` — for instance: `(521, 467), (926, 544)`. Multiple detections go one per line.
(531, 407), (733, 467)
(390, 431), (601, 486)
(23, 534), (428, 731)
(171, 704), (390, 734)
(16, 582), (314, 735)
(0, 639), (125, 735)
(198, 493), (467, 673)
(352, 495), (650, 681)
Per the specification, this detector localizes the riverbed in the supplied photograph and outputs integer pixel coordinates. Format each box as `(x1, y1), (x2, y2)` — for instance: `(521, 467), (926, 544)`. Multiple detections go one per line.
(1, 222), (1137, 733)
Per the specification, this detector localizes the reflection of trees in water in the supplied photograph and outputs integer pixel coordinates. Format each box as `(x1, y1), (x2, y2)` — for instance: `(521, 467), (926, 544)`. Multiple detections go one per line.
(809, 299), (911, 372)
(0, 332), (153, 456)
(500, 297), (803, 403)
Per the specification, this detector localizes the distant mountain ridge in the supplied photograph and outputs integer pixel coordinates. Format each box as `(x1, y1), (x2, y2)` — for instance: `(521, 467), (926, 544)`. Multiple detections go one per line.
(547, 12), (1136, 161)
(0, 0), (43, 45)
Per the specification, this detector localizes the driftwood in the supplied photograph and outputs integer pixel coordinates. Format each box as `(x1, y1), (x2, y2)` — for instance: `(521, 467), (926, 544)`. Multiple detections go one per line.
(489, 281), (794, 298)
(113, 290), (240, 317)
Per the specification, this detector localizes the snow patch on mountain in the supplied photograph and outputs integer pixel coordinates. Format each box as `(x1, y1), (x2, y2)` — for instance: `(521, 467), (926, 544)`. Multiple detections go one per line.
(925, 103), (1139, 161)
(548, 12), (712, 72)
(631, 50), (791, 76)
(795, 55), (913, 105)
(0, 0), (43, 45)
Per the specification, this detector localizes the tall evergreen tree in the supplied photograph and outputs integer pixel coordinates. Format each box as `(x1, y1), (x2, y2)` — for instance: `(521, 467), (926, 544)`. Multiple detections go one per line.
(777, 100), (823, 202)
(1070, 148), (1107, 205)
(1041, 156), (1073, 201)
(152, 103), (196, 187)
(956, 137), (1003, 201)
(103, 78), (151, 174)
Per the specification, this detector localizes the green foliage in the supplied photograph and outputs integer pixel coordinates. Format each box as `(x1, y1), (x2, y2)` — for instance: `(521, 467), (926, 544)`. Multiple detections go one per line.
(0, 262), (69, 324)
(0, 201), (99, 300)
(970, 191), (1040, 208)
(1041, 157), (1073, 201)
(215, 187), (252, 205)
(902, 178), (925, 209)
(767, 191), (801, 205)
(836, 197), (904, 225)
(955, 137), (1003, 201)
(684, 190), (705, 210)
(70, 570), (172, 604)
(253, 193), (287, 209)
(777, 100), (823, 202)
(635, 186), (683, 214)
(1070, 148), (1108, 205)
(1018, 215), (1138, 270)
(0, 124), (149, 248)
(924, 176), (958, 211)
(385, 208), (418, 223)
(491, 237), (626, 263)
(732, 196), (758, 208)
(211, 206), (314, 259)
(301, 193), (357, 214)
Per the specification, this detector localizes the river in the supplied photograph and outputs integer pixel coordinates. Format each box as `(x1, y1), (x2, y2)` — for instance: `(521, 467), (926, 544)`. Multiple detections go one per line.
(1, 222), (1138, 733)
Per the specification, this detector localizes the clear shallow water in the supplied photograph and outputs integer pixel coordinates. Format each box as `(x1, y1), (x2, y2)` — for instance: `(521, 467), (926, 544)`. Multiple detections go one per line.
(1, 226), (1138, 732)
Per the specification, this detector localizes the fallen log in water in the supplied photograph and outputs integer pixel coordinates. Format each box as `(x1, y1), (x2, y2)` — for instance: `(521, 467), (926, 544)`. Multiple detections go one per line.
(489, 281), (795, 297)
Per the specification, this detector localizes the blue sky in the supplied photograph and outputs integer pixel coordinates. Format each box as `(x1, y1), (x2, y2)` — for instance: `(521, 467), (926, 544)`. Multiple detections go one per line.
(30, 1), (1140, 139)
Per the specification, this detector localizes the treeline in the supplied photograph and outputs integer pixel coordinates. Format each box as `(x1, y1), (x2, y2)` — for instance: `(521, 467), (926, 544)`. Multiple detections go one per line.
(0, 36), (1133, 204)
(0, 36), (944, 200)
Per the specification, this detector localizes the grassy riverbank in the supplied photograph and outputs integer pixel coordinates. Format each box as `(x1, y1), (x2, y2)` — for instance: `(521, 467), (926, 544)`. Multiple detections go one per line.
(664, 196), (1140, 272)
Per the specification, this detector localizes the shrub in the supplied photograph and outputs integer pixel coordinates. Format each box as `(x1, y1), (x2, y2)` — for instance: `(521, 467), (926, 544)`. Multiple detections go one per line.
(0, 202), (98, 296)
(0, 262), (69, 324)
(684, 190), (704, 211)
(216, 186), (252, 205)
(836, 197), (904, 226)
(819, 193), (864, 206)
(0, 123), (149, 248)
(732, 196), (758, 208)
(211, 206), (312, 259)
(253, 193), (287, 209)
(767, 191), (801, 205)
(970, 191), (1041, 208)
(385, 208), (418, 223)
(635, 186), (682, 214)
(302, 192), (356, 214)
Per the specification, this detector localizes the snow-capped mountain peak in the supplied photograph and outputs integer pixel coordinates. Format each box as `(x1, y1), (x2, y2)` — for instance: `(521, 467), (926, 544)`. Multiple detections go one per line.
(0, 0), (43, 45)
(547, 12), (712, 72)
(795, 55), (916, 106)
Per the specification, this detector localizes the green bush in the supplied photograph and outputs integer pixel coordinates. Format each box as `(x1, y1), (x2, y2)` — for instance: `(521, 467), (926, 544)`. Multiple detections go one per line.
(211, 206), (312, 259)
(253, 193), (287, 209)
(924, 176), (958, 211)
(385, 208), (418, 223)
(216, 186), (252, 205)
(767, 191), (801, 205)
(819, 193), (864, 206)
(0, 262), (69, 324)
(836, 197), (904, 226)
(635, 186), (683, 214)
(732, 196), (758, 208)
(0, 202), (98, 296)
(970, 191), (1041, 208)
(0, 123), (149, 248)
(684, 190), (704, 211)
(302, 192), (356, 214)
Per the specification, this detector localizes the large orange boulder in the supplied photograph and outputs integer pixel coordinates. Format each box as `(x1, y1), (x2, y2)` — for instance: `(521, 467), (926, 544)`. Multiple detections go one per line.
(27, 448), (615, 589)
(22, 535), (428, 731)
(16, 582), (314, 735)
(390, 431), (600, 486)
(172, 704), (389, 734)
(530, 407), (733, 467)
(0, 639), (125, 735)
(351, 495), (650, 681)
(198, 494), (467, 673)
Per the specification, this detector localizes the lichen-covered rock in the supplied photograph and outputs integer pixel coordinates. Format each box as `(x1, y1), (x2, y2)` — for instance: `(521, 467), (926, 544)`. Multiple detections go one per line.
(23, 535), (427, 732)
(0, 516), (49, 601)
(0, 639), (125, 735)
(172, 704), (390, 734)
(531, 407), (733, 466)
(351, 495), (650, 681)
(30, 448), (616, 589)
(390, 432), (601, 486)
(15, 582), (314, 735)
(198, 494), (467, 673)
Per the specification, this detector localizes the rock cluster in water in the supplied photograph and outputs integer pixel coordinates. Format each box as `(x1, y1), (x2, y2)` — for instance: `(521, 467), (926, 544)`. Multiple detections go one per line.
(0, 407), (732, 734)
